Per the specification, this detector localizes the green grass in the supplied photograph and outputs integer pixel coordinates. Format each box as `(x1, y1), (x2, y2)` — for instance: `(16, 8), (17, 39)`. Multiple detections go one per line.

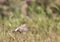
(0, 0), (60, 42)
(0, 14), (60, 42)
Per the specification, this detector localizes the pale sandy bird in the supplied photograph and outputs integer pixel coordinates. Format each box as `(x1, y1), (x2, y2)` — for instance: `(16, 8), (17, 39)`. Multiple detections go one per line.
(14, 24), (29, 33)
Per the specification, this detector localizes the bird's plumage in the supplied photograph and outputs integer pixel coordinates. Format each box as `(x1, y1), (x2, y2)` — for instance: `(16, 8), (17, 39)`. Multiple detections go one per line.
(14, 24), (29, 32)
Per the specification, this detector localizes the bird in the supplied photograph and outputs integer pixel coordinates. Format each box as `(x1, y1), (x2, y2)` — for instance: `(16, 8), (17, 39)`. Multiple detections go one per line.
(13, 24), (29, 33)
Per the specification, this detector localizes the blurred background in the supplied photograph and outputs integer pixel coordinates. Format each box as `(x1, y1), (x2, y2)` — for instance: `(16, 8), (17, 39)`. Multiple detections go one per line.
(0, 0), (60, 42)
